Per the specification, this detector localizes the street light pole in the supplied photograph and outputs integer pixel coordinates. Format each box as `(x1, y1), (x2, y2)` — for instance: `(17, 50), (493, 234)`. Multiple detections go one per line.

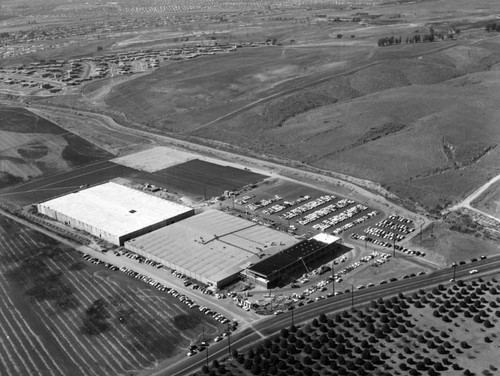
(227, 322), (231, 356)
(331, 261), (335, 296)
(205, 346), (209, 367)
(289, 306), (295, 328)
(452, 262), (457, 281)
(351, 285), (354, 309)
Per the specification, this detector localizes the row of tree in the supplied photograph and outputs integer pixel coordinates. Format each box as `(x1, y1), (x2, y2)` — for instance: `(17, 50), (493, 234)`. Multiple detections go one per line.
(485, 22), (500, 32)
(377, 33), (437, 46)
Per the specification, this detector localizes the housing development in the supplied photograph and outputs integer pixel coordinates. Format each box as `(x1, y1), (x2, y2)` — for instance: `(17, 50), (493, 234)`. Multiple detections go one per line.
(0, 0), (499, 376)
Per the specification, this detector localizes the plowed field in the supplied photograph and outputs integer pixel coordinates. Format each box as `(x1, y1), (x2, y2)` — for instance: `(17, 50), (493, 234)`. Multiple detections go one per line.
(0, 215), (221, 376)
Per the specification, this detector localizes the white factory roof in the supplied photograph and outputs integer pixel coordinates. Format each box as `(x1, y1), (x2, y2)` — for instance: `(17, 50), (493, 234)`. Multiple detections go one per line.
(39, 182), (192, 237)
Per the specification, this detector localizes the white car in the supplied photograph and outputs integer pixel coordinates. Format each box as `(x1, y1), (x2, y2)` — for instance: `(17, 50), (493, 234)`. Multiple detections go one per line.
(274, 310), (283, 315)
(469, 269), (478, 274)
(213, 336), (222, 342)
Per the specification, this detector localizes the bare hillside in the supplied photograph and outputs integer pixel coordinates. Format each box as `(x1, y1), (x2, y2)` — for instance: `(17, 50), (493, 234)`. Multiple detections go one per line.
(102, 35), (500, 212)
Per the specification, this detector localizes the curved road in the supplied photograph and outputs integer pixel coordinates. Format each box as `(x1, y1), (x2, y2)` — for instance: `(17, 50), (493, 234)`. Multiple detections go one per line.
(155, 255), (500, 376)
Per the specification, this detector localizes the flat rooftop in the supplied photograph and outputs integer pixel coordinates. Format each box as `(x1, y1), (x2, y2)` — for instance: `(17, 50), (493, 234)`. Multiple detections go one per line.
(249, 234), (340, 277)
(38, 182), (193, 237)
(126, 209), (298, 283)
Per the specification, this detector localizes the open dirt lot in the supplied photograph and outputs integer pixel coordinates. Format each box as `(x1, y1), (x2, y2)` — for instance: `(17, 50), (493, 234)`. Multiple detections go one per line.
(407, 223), (500, 267)
(471, 180), (500, 220)
(112, 146), (196, 172)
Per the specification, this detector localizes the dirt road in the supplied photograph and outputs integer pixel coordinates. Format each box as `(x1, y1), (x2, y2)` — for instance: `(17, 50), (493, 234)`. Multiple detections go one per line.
(443, 173), (500, 222)
(28, 104), (428, 228)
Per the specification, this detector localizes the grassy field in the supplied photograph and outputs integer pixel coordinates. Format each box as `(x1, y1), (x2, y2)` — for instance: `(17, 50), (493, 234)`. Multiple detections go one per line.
(99, 18), (500, 212)
(471, 180), (500, 219)
(196, 275), (500, 376)
(0, 214), (222, 376)
(0, 106), (111, 189)
(407, 222), (500, 267)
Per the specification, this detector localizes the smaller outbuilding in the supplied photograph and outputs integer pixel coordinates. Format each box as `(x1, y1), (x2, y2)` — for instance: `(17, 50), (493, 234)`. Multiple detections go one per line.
(244, 233), (342, 288)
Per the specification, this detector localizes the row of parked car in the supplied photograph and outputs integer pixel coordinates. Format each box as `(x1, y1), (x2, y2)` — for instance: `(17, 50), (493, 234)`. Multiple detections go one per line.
(280, 195), (336, 220)
(171, 270), (214, 295)
(261, 195), (312, 215)
(81, 253), (119, 270)
(364, 226), (407, 242)
(388, 214), (413, 224)
(331, 210), (379, 235)
(119, 250), (164, 268)
(375, 219), (415, 235)
(312, 203), (367, 231)
(246, 195), (282, 211)
(301, 199), (355, 226)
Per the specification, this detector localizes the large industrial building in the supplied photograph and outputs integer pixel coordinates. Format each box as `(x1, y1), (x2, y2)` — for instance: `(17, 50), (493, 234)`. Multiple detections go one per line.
(244, 233), (342, 288)
(125, 209), (298, 288)
(37, 182), (194, 245)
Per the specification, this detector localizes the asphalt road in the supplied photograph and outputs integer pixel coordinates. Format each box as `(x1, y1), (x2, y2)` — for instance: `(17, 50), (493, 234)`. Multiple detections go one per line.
(160, 255), (500, 376)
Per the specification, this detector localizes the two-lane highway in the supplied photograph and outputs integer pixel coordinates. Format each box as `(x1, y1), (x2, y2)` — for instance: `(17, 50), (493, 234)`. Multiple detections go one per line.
(158, 255), (500, 376)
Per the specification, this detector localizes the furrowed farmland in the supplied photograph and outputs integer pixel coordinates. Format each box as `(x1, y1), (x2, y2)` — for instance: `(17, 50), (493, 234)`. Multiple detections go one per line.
(0, 215), (221, 376)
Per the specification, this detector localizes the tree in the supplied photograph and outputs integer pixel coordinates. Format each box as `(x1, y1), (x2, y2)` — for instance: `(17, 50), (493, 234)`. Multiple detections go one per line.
(312, 349), (321, 360)
(278, 348), (287, 359)
(312, 339), (322, 349)
(250, 364), (261, 374)
(96, 46), (103, 52)
(277, 360), (286, 370)
(337, 34), (343, 39)
(319, 313), (327, 323)
(243, 358), (253, 369)
(280, 328), (289, 338)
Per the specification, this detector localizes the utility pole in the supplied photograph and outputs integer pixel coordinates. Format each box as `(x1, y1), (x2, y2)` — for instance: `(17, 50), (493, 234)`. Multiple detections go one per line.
(289, 306), (295, 328)
(393, 237), (396, 258)
(420, 223), (423, 242)
(331, 261), (335, 296)
(205, 346), (209, 367)
(452, 262), (457, 281)
(227, 322), (231, 356)
(351, 285), (354, 309)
